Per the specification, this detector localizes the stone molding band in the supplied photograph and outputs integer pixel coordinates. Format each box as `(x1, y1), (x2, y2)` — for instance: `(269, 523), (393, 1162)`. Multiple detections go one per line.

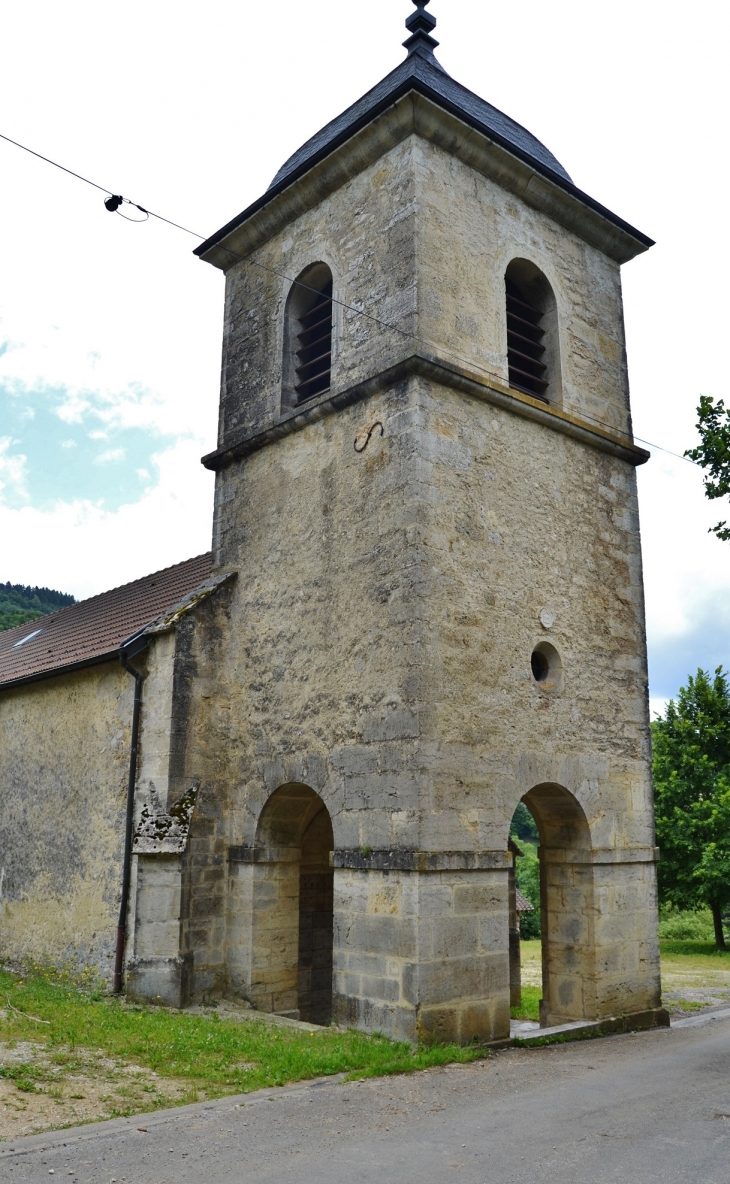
(228, 846), (512, 870)
(202, 351), (649, 475)
(540, 846), (660, 865)
(331, 848), (513, 871)
(228, 845), (660, 870)
(228, 845), (300, 863)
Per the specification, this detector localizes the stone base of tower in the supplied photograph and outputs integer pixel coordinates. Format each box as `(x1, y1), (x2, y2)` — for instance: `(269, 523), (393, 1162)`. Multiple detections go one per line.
(331, 853), (512, 1045)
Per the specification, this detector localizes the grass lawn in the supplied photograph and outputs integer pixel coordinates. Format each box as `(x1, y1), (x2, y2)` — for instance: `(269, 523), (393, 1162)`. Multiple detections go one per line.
(0, 968), (482, 1139)
(658, 941), (730, 1013)
(509, 985), (541, 1022)
(511, 939), (730, 1022)
(659, 941), (730, 960)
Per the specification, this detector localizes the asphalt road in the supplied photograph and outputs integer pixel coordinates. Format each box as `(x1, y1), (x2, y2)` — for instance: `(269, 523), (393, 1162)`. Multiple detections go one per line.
(2, 1011), (730, 1184)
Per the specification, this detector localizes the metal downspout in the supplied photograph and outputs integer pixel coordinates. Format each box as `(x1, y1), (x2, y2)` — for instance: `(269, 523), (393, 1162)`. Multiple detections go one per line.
(114, 650), (146, 994)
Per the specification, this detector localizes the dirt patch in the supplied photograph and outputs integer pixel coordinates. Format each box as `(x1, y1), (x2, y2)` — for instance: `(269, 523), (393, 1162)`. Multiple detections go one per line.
(520, 940), (542, 988)
(662, 987), (730, 1015)
(0, 1041), (194, 1141)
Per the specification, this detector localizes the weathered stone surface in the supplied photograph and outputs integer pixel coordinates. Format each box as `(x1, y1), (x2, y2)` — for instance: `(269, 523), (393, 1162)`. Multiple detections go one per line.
(0, 664), (133, 981)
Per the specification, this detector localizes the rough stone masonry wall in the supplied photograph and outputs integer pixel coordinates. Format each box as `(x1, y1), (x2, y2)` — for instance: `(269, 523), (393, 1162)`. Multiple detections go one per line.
(119, 586), (238, 1006)
(0, 664), (133, 983)
(333, 865), (510, 1044)
(414, 138), (632, 434)
(215, 136), (419, 452)
(407, 371), (660, 1022)
(187, 364), (660, 1034)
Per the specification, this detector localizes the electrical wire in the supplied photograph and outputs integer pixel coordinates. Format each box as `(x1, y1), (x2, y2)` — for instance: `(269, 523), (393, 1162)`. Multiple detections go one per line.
(0, 128), (701, 467)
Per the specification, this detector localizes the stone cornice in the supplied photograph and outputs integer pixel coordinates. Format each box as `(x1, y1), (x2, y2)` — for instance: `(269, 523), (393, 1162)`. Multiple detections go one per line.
(201, 351), (650, 473)
(331, 848), (512, 871)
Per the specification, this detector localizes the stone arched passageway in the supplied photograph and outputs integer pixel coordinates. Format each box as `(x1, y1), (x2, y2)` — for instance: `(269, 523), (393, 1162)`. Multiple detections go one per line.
(520, 783), (595, 1027)
(249, 784), (334, 1024)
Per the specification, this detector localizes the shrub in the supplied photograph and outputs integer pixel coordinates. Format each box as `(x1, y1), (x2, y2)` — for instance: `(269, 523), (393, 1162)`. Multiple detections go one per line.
(658, 908), (715, 941)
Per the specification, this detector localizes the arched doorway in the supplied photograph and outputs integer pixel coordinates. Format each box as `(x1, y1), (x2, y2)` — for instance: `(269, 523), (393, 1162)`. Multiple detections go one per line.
(521, 783), (596, 1027)
(252, 784), (334, 1025)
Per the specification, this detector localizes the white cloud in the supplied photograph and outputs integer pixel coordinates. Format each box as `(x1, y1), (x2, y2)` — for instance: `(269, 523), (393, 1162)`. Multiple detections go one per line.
(0, 439), (214, 600)
(0, 437), (29, 503)
(649, 698), (669, 721)
(93, 447), (125, 465)
(638, 454), (730, 643)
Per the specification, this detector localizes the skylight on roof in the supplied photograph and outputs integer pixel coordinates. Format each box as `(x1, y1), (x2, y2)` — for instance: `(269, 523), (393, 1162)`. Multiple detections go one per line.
(13, 629), (44, 648)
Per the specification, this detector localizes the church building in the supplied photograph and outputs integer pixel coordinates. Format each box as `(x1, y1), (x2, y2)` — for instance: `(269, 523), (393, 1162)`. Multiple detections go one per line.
(0, 1), (667, 1043)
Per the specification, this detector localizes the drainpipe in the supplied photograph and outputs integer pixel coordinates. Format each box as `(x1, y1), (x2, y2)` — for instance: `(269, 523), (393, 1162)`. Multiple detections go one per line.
(114, 637), (148, 994)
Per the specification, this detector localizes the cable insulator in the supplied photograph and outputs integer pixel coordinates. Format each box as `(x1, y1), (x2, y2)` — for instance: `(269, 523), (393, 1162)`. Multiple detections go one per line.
(104, 194), (124, 212)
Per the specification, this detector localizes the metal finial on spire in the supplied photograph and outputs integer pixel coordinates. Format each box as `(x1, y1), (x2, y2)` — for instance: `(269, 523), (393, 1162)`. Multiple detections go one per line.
(403, 0), (439, 60)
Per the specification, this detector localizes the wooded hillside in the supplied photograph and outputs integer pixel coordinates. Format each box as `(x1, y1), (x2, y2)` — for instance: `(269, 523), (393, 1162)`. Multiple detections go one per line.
(0, 582), (75, 632)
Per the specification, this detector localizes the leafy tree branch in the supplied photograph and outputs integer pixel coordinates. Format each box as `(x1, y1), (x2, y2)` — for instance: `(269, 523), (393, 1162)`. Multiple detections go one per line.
(686, 395), (730, 541)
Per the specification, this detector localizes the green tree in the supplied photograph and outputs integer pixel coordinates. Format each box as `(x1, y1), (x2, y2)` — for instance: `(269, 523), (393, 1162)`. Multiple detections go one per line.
(686, 395), (730, 541)
(510, 802), (539, 844)
(652, 668), (730, 949)
(510, 806), (541, 939)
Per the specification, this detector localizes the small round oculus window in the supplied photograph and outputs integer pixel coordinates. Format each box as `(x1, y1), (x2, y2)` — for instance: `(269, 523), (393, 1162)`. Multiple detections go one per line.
(530, 641), (562, 691)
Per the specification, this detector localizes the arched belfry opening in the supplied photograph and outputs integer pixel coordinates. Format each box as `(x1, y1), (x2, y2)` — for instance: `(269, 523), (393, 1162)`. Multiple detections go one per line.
(505, 259), (561, 405)
(520, 784), (596, 1027)
(282, 262), (333, 410)
(251, 785), (334, 1025)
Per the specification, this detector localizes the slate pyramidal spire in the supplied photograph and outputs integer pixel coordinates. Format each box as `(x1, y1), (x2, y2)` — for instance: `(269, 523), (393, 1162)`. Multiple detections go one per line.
(195, 0), (654, 268)
(403, 0), (440, 61)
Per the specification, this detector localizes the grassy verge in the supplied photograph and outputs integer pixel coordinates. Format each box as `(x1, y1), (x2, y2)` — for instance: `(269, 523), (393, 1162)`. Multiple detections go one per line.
(510, 985), (540, 1022)
(0, 968), (483, 1113)
(659, 941), (730, 958)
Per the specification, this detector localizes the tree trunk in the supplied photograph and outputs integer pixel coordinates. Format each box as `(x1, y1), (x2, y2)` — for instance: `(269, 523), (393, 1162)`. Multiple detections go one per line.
(711, 902), (727, 950)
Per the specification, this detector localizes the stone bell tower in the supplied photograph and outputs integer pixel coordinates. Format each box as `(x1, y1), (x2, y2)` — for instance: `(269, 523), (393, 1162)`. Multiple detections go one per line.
(172, 0), (666, 1042)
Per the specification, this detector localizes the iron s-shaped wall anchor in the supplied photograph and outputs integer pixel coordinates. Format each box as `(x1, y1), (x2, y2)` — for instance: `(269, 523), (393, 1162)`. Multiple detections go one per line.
(354, 421), (384, 453)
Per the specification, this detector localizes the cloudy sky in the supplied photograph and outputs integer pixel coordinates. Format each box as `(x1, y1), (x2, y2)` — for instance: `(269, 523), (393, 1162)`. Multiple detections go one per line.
(1, 0), (728, 714)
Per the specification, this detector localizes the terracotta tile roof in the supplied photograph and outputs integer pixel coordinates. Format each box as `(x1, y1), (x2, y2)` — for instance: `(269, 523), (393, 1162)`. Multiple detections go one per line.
(516, 888), (534, 913)
(0, 553), (212, 689)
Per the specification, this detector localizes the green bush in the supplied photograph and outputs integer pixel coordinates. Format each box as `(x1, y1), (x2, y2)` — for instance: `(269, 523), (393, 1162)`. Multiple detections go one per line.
(659, 941), (730, 957)
(658, 908), (715, 941)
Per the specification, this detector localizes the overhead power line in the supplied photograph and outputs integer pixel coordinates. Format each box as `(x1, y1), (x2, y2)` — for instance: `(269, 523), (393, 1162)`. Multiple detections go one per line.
(0, 128), (700, 468)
